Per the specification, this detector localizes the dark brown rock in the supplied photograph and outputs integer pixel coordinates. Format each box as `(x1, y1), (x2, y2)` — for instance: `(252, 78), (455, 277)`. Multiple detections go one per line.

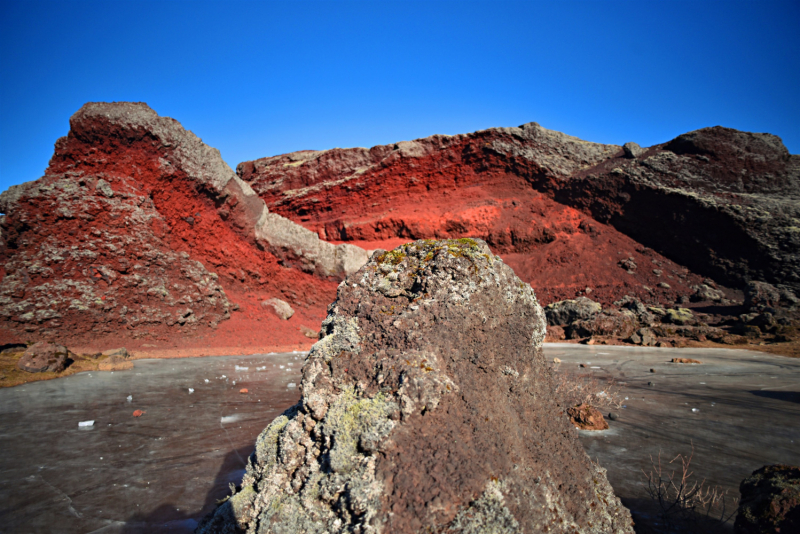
(197, 238), (633, 534)
(734, 464), (800, 534)
(16, 342), (71, 373)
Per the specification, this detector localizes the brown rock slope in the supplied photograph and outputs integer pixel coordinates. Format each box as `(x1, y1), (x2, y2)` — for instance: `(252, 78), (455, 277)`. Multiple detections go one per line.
(239, 122), (799, 305)
(0, 102), (369, 347)
(198, 239), (634, 534)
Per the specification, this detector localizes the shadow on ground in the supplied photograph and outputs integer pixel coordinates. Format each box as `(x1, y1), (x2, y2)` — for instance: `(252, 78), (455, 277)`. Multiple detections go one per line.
(121, 445), (252, 533)
(749, 390), (800, 403)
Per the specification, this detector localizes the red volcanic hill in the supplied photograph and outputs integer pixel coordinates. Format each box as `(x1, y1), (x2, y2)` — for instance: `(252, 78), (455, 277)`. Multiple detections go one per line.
(238, 124), (799, 306)
(0, 103), (369, 353)
(1, 103), (798, 353)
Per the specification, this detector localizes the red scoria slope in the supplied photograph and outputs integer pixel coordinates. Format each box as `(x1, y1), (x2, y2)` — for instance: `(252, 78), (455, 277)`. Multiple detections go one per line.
(0, 103), (368, 353)
(237, 125), (701, 306)
(239, 123), (800, 305)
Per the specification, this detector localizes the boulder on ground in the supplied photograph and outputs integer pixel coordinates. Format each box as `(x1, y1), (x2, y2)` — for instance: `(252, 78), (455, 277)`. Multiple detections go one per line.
(622, 141), (644, 158)
(567, 309), (638, 340)
(616, 295), (656, 326)
(567, 403), (609, 430)
(17, 342), (71, 373)
(198, 238), (633, 534)
(734, 464), (800, 534)
(261, 298), (294, 320)
(690, 283), (724, 302)
(661, 307), (695, 325)
(544, 296), (602, 326)
(628, 328), (657, 346)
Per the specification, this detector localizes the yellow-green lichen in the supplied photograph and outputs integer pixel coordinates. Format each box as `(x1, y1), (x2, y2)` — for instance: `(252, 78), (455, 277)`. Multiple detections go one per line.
(322, 387), (395, 473)
(254, 415), (290, 468)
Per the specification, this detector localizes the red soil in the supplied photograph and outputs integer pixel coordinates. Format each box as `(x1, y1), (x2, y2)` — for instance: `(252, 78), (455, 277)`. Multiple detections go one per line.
(241, 132), (706, 307)
(0, 104), (339, 352)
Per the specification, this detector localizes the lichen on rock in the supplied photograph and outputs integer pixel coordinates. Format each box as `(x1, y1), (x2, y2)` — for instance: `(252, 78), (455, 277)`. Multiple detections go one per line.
(198, 238), (633, 534)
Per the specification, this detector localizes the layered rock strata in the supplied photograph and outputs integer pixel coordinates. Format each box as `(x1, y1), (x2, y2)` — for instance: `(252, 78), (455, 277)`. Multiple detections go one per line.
(240, 122), (799, 299)
(198, 238), (633, 534)
(0, 102), (368, 341)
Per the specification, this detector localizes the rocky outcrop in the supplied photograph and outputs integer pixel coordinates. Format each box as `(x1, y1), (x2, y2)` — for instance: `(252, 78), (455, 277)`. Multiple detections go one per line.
(557, 127), (800, 293)
(0, 102), (368, 342)
(734, 464), (800, 533)
(198, 239), (633, 533)
(240, 122), (799, 302)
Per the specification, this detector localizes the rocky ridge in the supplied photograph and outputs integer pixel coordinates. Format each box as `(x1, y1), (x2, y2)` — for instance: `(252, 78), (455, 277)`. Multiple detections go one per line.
(198, 239), (633, 534)
(240, 122), (799, 301)
(0, 102), (368, 343)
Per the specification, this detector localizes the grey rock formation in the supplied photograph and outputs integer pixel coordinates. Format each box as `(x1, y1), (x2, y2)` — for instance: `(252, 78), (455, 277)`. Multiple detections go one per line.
(197, 239), (633, 534)
(544, 296), (602, 326)
(622, 142), (644, 158)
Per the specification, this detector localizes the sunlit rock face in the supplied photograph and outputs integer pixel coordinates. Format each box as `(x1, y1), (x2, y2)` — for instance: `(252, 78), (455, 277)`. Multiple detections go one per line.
(197, 238), (634, 534)
(0, 102), (368, 344)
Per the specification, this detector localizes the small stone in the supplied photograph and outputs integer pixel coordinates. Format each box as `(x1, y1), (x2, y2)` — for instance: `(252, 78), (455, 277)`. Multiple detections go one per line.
(608, 412), (619, 421)
(553, 357), (561, 363)
(648, 381), (655, 386)
(261, 298), (295, 320)
(299, 325), (318, 339)
(658, 282), (671, 289)
(650, 368), (656, 373)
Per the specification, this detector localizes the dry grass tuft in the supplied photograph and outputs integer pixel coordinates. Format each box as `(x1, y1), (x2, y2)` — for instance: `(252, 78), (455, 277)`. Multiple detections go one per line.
(551, 365), (624, 410)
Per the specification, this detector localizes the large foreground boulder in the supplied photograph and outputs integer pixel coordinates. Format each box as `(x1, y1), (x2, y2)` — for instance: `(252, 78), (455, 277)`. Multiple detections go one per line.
(198, 239), (633, 533)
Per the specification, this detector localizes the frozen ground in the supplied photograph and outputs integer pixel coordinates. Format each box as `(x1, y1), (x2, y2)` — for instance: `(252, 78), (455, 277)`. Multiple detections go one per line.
(0, 346), (798, 533)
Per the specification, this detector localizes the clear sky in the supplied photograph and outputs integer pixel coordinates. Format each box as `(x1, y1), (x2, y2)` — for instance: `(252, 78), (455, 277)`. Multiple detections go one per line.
(1, 0), (798, 195)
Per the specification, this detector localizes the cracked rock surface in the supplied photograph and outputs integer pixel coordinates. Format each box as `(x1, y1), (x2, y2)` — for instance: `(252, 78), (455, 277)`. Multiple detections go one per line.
(197, 238), (633, 534)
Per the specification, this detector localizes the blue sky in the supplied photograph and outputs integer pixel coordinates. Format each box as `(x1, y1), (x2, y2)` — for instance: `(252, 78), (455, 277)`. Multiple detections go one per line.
(1, 1), (798, 194)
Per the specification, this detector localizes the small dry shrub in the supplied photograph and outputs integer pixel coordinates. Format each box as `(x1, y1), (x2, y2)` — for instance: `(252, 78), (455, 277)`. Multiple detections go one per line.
(551, 364), (624, 410)
(641, 444), (737, 532)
